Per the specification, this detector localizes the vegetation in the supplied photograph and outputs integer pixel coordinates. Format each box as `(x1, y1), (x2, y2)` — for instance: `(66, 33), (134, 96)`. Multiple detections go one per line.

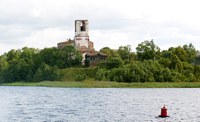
(96, 40), (200, 83)
(1, 40), (200, 86)
(0, 45), (82, 83)
(3, 81), (200, 88)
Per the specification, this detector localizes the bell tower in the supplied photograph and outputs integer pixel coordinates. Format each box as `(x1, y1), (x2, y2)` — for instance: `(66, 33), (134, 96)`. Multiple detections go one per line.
(74, 20), (89, 49)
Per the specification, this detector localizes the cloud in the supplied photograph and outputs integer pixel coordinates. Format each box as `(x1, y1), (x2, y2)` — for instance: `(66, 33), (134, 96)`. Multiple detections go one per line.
(24, 28), (72, 49)
(0, 0), (200, 55)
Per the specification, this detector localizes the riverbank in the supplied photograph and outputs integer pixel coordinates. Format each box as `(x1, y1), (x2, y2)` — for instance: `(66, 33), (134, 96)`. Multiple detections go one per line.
(2, 81), (200, 88)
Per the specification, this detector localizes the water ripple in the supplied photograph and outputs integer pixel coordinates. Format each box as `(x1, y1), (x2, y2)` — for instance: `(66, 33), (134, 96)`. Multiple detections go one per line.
(0, 87), (200, 121)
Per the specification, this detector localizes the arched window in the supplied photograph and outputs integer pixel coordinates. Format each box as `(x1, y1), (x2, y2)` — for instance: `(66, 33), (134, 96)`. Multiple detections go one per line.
(80, 21), (86, 31)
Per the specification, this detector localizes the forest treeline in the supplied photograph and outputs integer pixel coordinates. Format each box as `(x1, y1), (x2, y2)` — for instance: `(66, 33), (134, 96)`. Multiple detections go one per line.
(0, 40), (200, 83)
(0, 46), (82, 83)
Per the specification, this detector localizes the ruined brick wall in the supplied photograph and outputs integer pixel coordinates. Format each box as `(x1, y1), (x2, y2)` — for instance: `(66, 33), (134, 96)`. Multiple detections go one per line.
(74, 20), (90, 49)
(57, 20), (94, 52)
(57, 39), (75, 49)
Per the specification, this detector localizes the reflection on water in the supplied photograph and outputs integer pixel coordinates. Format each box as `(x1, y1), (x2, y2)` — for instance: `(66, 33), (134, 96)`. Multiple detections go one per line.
(0, 87), (200, 121)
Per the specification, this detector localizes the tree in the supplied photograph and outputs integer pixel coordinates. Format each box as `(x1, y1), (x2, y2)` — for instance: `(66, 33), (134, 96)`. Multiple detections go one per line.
(158, 57), (171, 68)
(6, 49), (20, 63)
(194, 65), (200, 80)
(40, 45), (82, 68)
(195, 54), (200, 65)
(109, 67), (128, 82)
(117, 45), (132, 60)
(170, 54), (183, 72)
(61, 45), (82, 67)
(167, 44), (197, 63)
(95, 68), (109, 81)
(40, 47), (61, 67)
(33, 63), (60, 81)
(19, 47), (38, 81)
(105, 57), (124, 69)
(0, 55), (8, 83)
(127, 62), (147, 82)
(136, 40), (160, 61)
(100, 47), (120, 58)
(183, 43), (197, 63)
(3, 49), (21, 82)
(169, 46), (186, 62)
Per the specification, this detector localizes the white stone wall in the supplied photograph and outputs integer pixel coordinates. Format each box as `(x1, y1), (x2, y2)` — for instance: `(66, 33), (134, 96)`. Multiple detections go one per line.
(75, 36), (89, 48)
(75, 20), (89, 36)
(74, 20), (89, 48)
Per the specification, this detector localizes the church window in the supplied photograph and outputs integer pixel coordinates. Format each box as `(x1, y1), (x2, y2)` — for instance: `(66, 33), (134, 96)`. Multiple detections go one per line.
(80, 21), (86, 31)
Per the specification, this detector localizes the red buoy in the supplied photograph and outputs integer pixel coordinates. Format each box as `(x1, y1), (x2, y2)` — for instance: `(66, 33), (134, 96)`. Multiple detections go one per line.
(159, 105), (169, 117)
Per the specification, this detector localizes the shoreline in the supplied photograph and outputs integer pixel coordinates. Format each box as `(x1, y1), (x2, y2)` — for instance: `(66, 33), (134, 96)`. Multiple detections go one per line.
(2, 81), (200, 88)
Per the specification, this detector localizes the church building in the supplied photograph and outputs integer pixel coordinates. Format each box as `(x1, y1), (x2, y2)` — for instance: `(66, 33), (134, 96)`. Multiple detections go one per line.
(57, 20), (107, 65)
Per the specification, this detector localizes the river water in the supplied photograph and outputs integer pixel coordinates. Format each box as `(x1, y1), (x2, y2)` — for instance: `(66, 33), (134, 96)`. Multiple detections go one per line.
(0, 86), (200, 122)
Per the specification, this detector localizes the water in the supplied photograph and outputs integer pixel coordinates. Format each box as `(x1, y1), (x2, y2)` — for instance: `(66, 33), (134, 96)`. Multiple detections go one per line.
(0, 87), (200, 122)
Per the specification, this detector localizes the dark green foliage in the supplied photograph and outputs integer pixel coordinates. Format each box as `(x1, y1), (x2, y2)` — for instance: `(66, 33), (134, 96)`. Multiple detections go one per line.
(0, 46), (81, 83)
(95, 41), (200, 83)
(95, 68), (109, 81)
(84, 59), (90, 67)
(194, 65), (200, 80)
(158, 57), (171, 68)
(60, 67), (96, 81)
(109, 67), (129, 82)
(169, 46), (187, 62)
(100, 47), (120, 58)
(40, 45), (82, 68)
(183, 44), (197, 63)
(61, 46), (82, 67)
(136, 40), (160, 61)
(75, 74), (87, 81)
(105, 57), (124, 69)
(195, 54), (200, 65)
(170, 54), (183, 72)
(127, 62), (148, 82)
(117, 45), (135, 60)
(0, 40), (199, 83)
(33, 64), (60, 81)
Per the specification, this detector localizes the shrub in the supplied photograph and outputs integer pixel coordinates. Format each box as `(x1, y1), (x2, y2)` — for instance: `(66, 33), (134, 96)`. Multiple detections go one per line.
(106, 57), (124, 69)
(109, 67), (128, 82)
(75, 74), (87, 81)
(95, 68), (109, 81)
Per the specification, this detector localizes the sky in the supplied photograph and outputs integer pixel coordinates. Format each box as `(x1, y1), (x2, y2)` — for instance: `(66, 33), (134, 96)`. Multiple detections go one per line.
(0, 0), (200, 54)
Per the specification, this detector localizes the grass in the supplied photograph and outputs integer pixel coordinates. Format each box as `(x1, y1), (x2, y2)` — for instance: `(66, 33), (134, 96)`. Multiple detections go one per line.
(2, 80), (200, 88)
(60, 67), (96, 81)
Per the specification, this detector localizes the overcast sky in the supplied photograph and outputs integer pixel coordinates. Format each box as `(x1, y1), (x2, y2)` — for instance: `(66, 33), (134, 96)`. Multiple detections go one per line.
(0, 0), (200, 54)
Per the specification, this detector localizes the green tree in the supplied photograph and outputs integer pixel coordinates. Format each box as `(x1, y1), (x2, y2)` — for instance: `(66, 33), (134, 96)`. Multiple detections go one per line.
(195, 54), (200, 65)
(19, 47), (38, 81)
(170, 54), (183, 72)
(109, 67), (128, 82)
(117, 45), (135, 60)
(158, 57), (171, 68)
(183, 44), (197, 63)
(40, 47), (61, 67)
(95, 68), (109, 81)
(3, 49), (21, 82)
(100, 47), (120, 58)
(169, 46), (186, 62)
(40, 45), (82, 68)
(33, 63), (60, 81)
(194, 65), (200, 80)
(136, 40), (160, 61)
(105, 57), (124, 69)
(127, 62), (147, 82)
(61, 45), (82, 67)
(0, 55), (8, 83)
